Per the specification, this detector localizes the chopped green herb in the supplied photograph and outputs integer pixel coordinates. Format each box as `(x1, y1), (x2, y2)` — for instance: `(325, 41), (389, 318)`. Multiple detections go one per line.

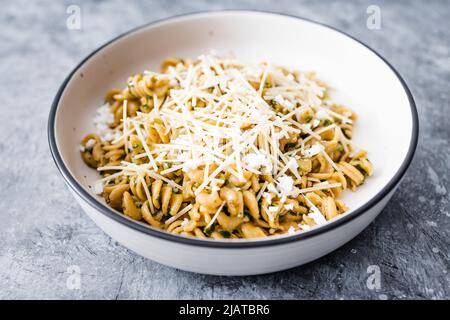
(337, 144), (344, 153)
(355, 164), (368, 177)
(323, 119), (333, 126)
(132, 143), (140, 149)
(305, 115), (313, 123)
(219, 230), (231, 238)
(285, 143), (297, 150)
(126, 82), (136, 97)
(271, 100), (278, 107)
(203, 224), (215, 236)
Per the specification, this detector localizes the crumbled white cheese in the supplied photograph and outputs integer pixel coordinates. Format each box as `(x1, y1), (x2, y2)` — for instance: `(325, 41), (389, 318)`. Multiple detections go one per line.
(277, 175), (294, 196)
(79, 145), (85, 152)
(268, 206), (278, 213)
(288, 159), (299, 170)
(94, 103), (114, 126)
(181, 218), (189, 227)
(94, 103), (119, 141)
(302, 143), (324, 158)
(288, 226), (296, 235)
(262, 192), (272, 205)
(267, 183), (277, 194)
(103, 131), (121, 142)
(309, 206), (327, 225)
(284, 203), (294, 210)
(244, 153), (269, 170)
(312, 119), (320, 128)
(244, 153), (260, 169)
(93, 182), (103, 195)
(85, 139), (96, 149)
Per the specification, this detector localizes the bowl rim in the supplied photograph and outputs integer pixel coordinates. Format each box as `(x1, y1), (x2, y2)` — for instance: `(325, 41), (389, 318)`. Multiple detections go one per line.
(48, 10), (419, 248)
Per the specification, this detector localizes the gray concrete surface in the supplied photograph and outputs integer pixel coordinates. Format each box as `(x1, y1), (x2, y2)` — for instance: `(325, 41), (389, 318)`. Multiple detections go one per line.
(0, 0), (449, 299)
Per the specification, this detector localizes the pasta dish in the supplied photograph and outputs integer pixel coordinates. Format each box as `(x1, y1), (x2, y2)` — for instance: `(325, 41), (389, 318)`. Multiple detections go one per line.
(80, 54), (372, 239)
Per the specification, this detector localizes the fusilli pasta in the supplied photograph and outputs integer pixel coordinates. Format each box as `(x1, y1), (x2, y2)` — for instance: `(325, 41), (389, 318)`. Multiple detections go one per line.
(80, 54), (373, 239)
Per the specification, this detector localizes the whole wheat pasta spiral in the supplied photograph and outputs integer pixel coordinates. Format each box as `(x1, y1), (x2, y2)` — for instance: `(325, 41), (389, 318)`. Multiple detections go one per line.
(80, 54), (373, 239)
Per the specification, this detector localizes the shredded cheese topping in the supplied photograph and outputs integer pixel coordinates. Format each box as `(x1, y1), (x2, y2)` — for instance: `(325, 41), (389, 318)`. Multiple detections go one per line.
(80, 53), (373, 239)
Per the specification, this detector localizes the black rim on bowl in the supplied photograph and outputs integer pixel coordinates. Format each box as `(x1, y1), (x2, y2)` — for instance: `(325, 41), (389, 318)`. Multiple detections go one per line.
(48, 10), (419, 248)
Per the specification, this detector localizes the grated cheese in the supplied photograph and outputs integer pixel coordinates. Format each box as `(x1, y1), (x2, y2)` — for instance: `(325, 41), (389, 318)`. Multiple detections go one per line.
(262, 192), (272, 205)
(267, 183), (278, 194)
(315, 109), (331, 120)
(298, 223), (312, 231)
(312, 119), (320, 128)
(181, 218), (189, 227)
(284, 203), (294, 210)
(288, 226), (296, 235)
(305, 198), (327, 225)
(277, 175), (294, 196)
(87, 53), (361, 234)
(94, 103), (119, 141)
(164, 204), (193, 225)
(204, 202), (226, 231)
(302, 143), (324, 158)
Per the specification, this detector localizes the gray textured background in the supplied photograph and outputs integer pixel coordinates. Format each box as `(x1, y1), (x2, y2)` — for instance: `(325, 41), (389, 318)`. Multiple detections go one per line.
(0, 0), (449, 299)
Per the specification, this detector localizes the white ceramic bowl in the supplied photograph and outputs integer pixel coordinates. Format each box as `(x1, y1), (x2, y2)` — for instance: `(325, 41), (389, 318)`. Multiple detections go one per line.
(48, 11), (418, 275)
